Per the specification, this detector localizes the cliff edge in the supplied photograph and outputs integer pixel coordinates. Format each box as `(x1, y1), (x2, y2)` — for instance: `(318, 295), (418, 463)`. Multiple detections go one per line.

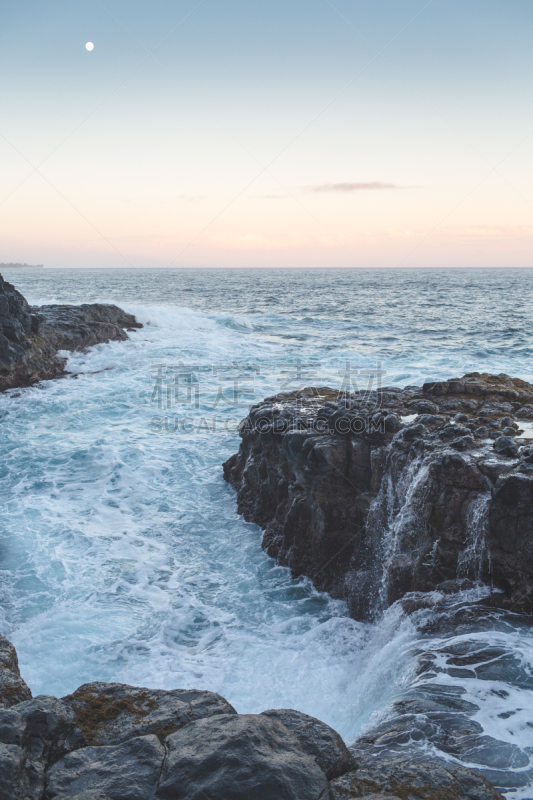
(0, 273), (142, 391)
(224, 373), (533, 617)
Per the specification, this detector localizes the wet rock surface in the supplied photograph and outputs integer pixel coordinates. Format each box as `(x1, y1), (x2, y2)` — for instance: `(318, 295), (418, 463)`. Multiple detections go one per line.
(223, 373), (533, 615)
(0, 273), (142, 391)
(331, 756), (503, 800)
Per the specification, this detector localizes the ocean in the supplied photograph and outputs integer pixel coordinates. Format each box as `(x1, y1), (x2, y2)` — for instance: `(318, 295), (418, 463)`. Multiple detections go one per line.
(1, 266), (533, 796)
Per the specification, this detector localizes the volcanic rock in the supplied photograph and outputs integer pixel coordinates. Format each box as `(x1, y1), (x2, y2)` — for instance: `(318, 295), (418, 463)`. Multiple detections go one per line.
(156, 713), (331, 800)
(45, 735), (164, 800)
(224, 373), (533, 615)
(0, 273), (142, 391)
(261, 708), (356, 779)
(62, 682), (236, 746)
(330, 757), (503, 800)
(0, 635), (32, 708)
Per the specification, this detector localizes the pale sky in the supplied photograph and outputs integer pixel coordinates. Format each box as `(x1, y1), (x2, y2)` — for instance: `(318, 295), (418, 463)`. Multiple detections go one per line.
(1, 0), (533, 268)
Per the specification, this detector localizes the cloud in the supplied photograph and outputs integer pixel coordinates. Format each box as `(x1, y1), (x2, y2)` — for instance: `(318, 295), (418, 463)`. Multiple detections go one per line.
(306, 181), (400, 192)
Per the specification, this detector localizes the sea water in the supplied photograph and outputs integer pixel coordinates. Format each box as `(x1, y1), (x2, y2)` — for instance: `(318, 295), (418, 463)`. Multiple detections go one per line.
(2, 267), (533, 796)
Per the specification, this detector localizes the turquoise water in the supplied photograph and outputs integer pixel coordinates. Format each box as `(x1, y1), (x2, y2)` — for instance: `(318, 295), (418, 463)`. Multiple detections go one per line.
(2, 267), (533, 796)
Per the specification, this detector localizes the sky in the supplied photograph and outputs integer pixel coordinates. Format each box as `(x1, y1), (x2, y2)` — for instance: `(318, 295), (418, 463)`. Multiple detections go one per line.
(1, 0), (533, 269)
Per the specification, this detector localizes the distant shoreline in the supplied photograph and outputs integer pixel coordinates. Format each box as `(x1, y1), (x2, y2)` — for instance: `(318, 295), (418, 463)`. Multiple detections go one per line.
(0, 263), (43, 268)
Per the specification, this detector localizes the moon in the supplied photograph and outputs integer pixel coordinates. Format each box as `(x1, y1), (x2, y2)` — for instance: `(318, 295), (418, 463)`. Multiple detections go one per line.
(85, 42), (94, 51)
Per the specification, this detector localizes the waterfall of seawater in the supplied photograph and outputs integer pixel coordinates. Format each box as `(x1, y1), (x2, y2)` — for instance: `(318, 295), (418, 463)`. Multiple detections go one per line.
(457, 492), (492, 582)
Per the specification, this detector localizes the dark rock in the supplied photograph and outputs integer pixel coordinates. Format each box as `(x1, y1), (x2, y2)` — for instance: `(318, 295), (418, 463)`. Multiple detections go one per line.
(45, 735), (164, 800)
(16, 695), (85, 764)
(261, 708), (355, 779)
(438, 423), (470, 441)
(0, 743), (39, 800)
(407, 399), (439, 414)
(0, 709), (26, 746)
(330, 758), (503, 799)
(450, 435), (475, 451)
(490, 472), (533, 609)
(0, 273), (142, 391)
(415, 414), (446, 429)
(62, 681), (236, 745)
(492, 436), (519, 458)
(54, 793), (112, 800)
(401, 423), (428, 440)
(224, 373), (533, 615)
(156, 713), (331, 800)
(520, 445), (533, 464)
(0, 635), (32, 707)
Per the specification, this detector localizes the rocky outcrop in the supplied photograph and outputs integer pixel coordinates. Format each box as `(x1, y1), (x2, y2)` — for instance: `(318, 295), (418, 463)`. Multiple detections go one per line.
(223, 373), (533, 617)
(0, 274), (141, 391)
(0, 634), (505, 799)
(0, 635), (369, 799)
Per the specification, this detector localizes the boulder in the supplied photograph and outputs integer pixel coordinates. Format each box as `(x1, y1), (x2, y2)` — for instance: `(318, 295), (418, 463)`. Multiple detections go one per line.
(0, 635), (32, 708)
(156, 713), (331, 800)
(261, 708), (355, 779)
(492, 436), (519, 458)
(16, 695), (85, 764)
(45, 735), (164, 800)
(62, 682), (236, 745)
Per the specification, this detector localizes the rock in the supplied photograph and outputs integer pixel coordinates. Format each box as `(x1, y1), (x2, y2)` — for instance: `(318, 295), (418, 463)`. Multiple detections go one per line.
(493, 436), (519, 458)
(156, 713), (331, 800)
(330, 757), (503, 799)
(16, 695), (85, 764)
(261, 708), (355, 779)
(45, 735), (164, 800)
(489, 472), (533, 609)
(0, 273), (142, 391)
(0, 709), (26, 746)
(450, 434), (475, 450)
(54, 794), (112, 800)
(0, 743), (38, 800)
(408, 399), (438, 414)
(0, 635), (32, 707)
(224, 373), (533, 615)
(353, 796), (400, 800)
(62, 682), (236, 745)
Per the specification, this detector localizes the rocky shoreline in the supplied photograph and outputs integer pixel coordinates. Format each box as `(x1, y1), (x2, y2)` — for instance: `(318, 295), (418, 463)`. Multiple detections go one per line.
(223, 373), (533, 617)
(0, 634), (503, 799)
(0, 273), (142, 392)
(0, 272), (526, 797)
(221, 374), (533, 795)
